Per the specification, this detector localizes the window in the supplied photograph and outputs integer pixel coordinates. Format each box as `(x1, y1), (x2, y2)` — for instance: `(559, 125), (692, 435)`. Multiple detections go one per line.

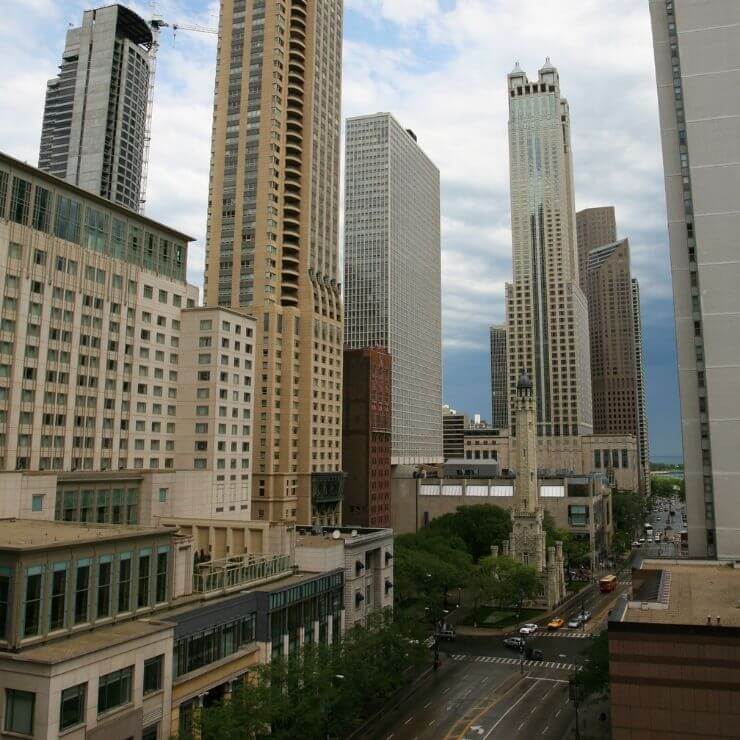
(158, 488), (168, 503)
(155, 548), (168, 603)
(10, 177), (31, 225)
(54, 196), (82, 243)
(4, 689), (34, 736)
(49, 563), (68, 631)
(23, 565), (44, 637)
(0, 567), (9, 640)
(137, 551), (151, 608)
(97, 557), (112, 619)
(97, 667), (132, 715)
(59, 683), (86, 731)
(74, 560), (90, 624)
(143, 285), (153, 299)
(31, 494), (43, 512)
(143, 655), (163, 695)
(118, 554), (132, 612)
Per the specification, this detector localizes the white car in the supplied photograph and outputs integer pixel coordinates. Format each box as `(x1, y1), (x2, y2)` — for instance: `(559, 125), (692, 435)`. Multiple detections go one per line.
(519, 623), (538, 636)
(567, 616), (583, 629)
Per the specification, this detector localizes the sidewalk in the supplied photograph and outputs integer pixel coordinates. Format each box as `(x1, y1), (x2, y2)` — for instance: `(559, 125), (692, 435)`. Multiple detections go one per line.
(454, 581), (599, 637)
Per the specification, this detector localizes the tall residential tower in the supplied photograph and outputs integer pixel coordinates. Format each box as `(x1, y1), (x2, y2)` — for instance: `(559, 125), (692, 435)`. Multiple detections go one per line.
(39, 4), (153, 212)
(650, 0), (740, 558)
(575, 206), (616, 291)
(505, 61), (592, 439)
(344, 113), (443, 464)
(204, 0), (344, 525)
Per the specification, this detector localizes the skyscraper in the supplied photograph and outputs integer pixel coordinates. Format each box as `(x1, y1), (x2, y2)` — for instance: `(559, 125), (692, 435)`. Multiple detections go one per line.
(650, 0), (740, 559)
(39, 4), (153, 212)
(505, 61), (592, 439)
(490, 325), (509, 429)
(584, 237), (650, 490)
(344, 113), (443, 464)
(204, 0), (344, 525)
(576, 206), (616, 292)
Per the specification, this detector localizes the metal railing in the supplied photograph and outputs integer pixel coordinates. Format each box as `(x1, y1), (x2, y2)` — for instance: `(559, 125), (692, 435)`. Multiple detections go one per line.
(193, 552), (293, 594)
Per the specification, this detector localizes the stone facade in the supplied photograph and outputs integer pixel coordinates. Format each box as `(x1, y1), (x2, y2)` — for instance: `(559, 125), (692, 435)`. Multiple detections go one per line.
(501, 372), (566, 609)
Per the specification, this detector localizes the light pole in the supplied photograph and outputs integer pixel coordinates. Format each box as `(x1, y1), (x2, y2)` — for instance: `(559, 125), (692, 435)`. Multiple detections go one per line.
(324, 674), (345, 740)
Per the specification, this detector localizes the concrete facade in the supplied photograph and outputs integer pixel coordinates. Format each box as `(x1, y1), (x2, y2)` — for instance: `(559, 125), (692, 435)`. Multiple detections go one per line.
(506, 61), (593, 439)
(342, 348), (392, 528)
(650, 0), (740, 559)
(575, 206), (617, 293)
(203, 0), (345, 526)
(344, 113), (443, 465)
(0, 152), (256, 522)
(39, 5), (153, 211)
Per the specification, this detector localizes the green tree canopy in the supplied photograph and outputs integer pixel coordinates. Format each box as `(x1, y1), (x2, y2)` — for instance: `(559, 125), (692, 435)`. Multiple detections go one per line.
(612, 489), (648, 539)
(576, 630), (610, 697)
(427, 504), (512, 561)
(477, 554), (540, 611)
(650, 476), (685, 501)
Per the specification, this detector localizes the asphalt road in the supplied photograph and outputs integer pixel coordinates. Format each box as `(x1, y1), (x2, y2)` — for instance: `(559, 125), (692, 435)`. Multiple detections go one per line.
(641, 497), (686, 558)
(368, 584), (629, 740)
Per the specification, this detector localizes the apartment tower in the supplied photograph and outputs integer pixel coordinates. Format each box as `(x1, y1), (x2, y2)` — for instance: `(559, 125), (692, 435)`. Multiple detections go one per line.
(204, 0), (344, 525)
(650, 0), (740, 558)
(584, 237), (650, 491)
(344, 113), (443, 464)
(505, 61), (592, 439)
(39, 5), (153, 212)
(490, 324), (508, 429)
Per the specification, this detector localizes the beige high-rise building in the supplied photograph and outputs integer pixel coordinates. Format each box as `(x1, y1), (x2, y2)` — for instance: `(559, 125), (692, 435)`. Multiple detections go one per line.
(505, 61), (593, 439)
(650, 0), (740, 558)
(0, 150), (255, 521)
(575, 206), (616, 291)
(203, 0), (344, 525)
(583, 236), (650, 492)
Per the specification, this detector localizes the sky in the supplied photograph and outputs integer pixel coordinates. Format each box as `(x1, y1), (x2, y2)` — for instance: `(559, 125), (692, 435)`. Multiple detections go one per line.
(0, 0), (683, 460)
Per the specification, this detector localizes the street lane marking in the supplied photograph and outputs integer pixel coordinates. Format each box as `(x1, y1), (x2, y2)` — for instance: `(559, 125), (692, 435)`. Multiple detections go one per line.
(450, 654), (578, 673)
(518, 722), (525, 731)
(424, 701), (432, 708)
(482, 679), (542, 739)
(541, 726), (549, 735)
(443, 687), (450, 694)
(429, 720), (436, 726)
(404, 717), (413, 725)
(555, 709), (561, 718)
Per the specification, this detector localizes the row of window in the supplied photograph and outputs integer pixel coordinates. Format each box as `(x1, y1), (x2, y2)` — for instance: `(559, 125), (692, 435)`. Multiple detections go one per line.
(0, 548), (169, 642)
(3, 656), (162, 736)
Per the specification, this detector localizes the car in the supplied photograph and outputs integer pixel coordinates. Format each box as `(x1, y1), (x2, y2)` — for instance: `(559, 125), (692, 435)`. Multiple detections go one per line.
(639, 537), (646, 544)
(519, 623), (538, 636)
(631, 541), (640, 548)
(547, 618), (565, 630)
(579, 610), (592, 622)
(567, 617), (583, 629)
(503, 636), (524, 650)
(437, 627), (456, 641)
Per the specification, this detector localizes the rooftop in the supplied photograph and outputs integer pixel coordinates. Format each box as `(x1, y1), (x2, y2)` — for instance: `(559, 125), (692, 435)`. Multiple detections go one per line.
(1, 619), (171, 664)
(294, 525), (393, 546)
(621, 560), (740, 628)
(0, 519), (168, 551)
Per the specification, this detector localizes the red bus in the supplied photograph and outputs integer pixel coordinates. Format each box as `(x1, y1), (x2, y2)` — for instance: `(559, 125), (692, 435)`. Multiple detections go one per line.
(599, 575), (617, 593)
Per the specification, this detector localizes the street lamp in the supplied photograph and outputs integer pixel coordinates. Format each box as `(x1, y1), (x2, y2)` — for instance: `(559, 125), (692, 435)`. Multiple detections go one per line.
(324, 674), (345, 740)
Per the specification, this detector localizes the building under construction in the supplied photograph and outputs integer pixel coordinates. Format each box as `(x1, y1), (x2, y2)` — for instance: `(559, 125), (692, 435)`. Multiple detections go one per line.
(39, 4), (154, 212)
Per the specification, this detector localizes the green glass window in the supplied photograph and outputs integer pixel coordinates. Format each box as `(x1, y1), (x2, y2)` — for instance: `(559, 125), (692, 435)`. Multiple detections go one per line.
(23, 566), (43, 637)
(80, 489), (94, 522)
(84, 207), (109, 253)
(0, 567), (10, 640)
(74, 560), (90, 624)
(118, 554), (132, 612)
(9, 177), (31, 225)
(126, 488), (138, 524)
(137, 551), (151, 608)
(59, 683), (86, 731)
(97, 667), (132, 715)
(111, 219), (126, 259)
(4, 689), (34, 735)
(54, 196), (82, 243)
(143, 655), (163, 695)
(0, 170), (8, 217)
(155, 547), (168, 603)
(96, 489), (110, 523)
(96, 557), (112, 619)
(49, 562), (68, 631)
(111, 488), (124, 523)
(31, 185), (53, 232)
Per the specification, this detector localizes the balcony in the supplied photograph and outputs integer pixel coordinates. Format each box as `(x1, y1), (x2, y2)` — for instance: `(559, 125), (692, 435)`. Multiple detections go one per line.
(192, 552), (293, 596)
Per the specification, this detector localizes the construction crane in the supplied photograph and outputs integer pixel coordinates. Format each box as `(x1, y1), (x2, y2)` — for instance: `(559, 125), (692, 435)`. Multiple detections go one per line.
(137, 13), (217, 213)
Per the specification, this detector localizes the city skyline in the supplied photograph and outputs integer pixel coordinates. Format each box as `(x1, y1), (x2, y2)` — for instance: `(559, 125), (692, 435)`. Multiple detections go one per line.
(0, 0), (681, 458)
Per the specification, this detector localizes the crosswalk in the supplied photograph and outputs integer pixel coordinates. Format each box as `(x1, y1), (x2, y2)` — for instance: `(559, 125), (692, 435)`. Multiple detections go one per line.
(537, 630), (590, 639)
(450, 653), (578, 672)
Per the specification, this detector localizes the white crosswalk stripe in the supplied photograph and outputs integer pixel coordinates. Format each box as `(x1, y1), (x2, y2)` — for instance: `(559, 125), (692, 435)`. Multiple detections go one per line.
(537, 630), (589, 639)
(450, 654), (577, 672)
